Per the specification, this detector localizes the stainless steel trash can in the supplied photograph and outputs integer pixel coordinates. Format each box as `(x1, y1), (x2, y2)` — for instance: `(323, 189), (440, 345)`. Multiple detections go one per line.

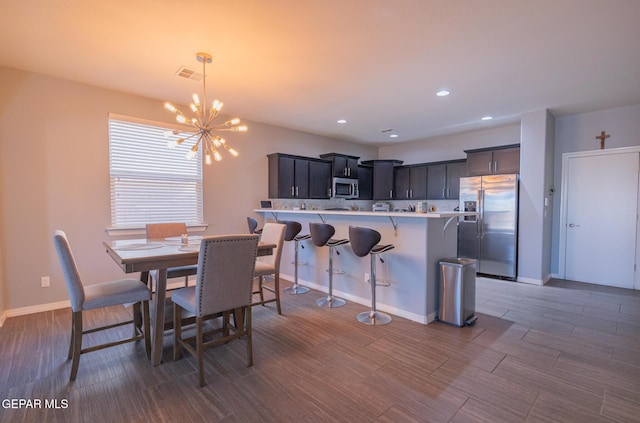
(439, 258), (477, 327)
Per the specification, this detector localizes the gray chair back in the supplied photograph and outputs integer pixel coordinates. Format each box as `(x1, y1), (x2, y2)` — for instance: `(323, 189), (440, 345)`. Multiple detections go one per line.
(255, 223), (286, 270)
(280, 220), (302, 242)
(53, 230), (85, 312)
(309, 222), (335, 247)
(349, 226), (381, 257)
(247, 217), (259, 234)
(195, 234), (259, 317)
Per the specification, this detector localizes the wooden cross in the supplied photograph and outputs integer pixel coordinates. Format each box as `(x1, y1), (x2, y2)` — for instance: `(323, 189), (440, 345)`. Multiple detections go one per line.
(595, 131), (610, 149)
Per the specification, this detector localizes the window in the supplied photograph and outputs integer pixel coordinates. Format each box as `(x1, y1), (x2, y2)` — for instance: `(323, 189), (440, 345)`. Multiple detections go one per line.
(109, 116), (203, 229)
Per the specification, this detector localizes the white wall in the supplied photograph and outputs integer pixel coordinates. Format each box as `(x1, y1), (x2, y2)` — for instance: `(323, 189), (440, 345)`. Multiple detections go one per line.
(518, 110), (555, 284)
(378, 124), (521, 164)
(551, 104), (640, 274)
(0, 66), (376, 312)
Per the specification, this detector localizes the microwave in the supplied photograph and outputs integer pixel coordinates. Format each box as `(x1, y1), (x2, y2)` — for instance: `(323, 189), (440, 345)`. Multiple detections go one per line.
(332, 177), (359, 199)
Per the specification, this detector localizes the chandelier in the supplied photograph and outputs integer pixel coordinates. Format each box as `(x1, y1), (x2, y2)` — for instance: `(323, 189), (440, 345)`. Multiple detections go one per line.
(164, 52), (247, 165)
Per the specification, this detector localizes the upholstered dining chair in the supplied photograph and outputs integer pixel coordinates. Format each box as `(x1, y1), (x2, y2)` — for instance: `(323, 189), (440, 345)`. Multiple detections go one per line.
(146, 222), (197, 291)
(53, 230), (151, 381)
(171, 234), (259, 387)
(252, 222), (286, 314)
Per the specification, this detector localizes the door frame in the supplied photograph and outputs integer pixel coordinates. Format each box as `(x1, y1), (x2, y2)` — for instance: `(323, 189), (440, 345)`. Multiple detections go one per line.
(559, 146), (640, 289)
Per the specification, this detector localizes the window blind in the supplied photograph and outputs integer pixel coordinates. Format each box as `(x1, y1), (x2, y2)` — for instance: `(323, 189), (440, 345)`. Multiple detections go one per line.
(109, 118), (203, 228)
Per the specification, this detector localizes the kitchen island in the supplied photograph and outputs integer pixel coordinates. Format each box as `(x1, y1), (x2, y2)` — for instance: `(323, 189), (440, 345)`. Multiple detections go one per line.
(253, 208), (475, 323)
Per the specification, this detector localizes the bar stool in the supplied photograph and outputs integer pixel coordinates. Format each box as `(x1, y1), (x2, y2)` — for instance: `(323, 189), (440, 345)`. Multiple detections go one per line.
(309, 222), (349, 308)
(280, 221), (311, 295)
(349, 226), (394, 325)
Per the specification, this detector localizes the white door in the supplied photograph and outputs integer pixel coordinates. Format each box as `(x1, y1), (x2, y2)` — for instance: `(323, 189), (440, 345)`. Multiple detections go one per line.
(564, 151), (638, 288)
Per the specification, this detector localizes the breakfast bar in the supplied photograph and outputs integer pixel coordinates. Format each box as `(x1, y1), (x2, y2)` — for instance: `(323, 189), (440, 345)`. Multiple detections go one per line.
(254, 209), (475, 323)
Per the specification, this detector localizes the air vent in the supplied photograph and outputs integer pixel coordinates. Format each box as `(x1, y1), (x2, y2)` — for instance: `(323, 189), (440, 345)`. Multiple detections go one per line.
(175, 66), (203, 81)
(380, 128), (394, 133)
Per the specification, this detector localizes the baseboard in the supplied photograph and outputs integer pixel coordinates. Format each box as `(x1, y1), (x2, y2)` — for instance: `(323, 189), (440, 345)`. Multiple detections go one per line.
(515, 275), (546, 285)
(280, 273), (429, 325)
(1, 300), (71, 326)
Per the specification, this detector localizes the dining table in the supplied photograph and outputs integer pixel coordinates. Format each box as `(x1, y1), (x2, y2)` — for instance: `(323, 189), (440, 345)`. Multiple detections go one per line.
(103, 235), (274, 366)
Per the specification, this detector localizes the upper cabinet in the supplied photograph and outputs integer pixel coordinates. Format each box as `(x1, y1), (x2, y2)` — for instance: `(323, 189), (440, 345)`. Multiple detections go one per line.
(357, 165), (373, 200)
(361, 159), (403, 200)
(465, 144), (520, 176)
(427, 160), (466, 199)
(319, 153), (359, 179)
(268, 153), (331, 199)
(394, 165), (427, 200)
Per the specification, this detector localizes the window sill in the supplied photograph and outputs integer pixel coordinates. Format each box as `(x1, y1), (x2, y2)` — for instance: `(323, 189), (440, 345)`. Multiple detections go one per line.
(105, 224), (208, 237)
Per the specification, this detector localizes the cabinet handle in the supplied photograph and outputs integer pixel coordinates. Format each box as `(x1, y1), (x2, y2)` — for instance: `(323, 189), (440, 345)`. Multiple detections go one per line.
(488, 161), (492, 173)
(295, 186), (299, 196)
(348, 168), (351, 177)
(410, 189), (413, 198)
(344, 168), (347, 176)
(291, 186), (295, 196)
(443, 188), (446, 198)
(406, 190), (409, 198)
(447, 188), (450, 198)
(328, 188), (332, 197)
(494, 161), (498, 173)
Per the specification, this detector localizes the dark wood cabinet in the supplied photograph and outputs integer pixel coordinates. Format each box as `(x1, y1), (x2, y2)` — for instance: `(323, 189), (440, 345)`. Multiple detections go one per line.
(427, 160), (466, 199)
(362, 159), (403, 201)
(394, 165), (427, 200)
(357, 165), (373, 200)
(268, 153), (331, 199)
(308, 160), (331, 199)
(319, 153), (359, 179)
(465, 145), (520, 176)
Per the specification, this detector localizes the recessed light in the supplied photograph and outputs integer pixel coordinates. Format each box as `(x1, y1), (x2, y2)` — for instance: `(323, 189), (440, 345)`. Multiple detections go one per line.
(389, 134), (399, 138)
(436, 90), (450, 97)
(481, 116), (493, 121)
(337, 119), (347, 124)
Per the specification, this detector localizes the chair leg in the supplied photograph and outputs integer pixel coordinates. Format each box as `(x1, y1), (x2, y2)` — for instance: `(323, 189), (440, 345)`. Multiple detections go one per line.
(133, 302), (142, 335)
(67, 314), (75, 360)
(173, 303), (182, 361)
(196, 316), (206, 387)
(184, 275), (189, 288)
(245, 305), (253, 367)
(258, 276), (265, 305)
(274, 274), (282, 315)
(143, 301), (151, 359)
(69, 311), (83, 381)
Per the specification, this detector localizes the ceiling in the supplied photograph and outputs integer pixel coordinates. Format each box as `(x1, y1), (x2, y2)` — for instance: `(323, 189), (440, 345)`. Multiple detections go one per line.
(1, 0), (639, 146)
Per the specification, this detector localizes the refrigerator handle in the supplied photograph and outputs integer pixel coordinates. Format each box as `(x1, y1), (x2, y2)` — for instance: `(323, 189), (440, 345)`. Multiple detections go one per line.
(478, 189), (485, 238)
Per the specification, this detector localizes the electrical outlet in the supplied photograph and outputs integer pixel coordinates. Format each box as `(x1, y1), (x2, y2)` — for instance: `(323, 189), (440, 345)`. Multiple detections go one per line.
(41, 276), (50, 288)
(364, 273), (370, 283)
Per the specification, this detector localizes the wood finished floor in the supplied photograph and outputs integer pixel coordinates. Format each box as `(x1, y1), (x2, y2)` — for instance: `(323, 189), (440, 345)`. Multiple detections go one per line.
(1, 277), (640, 422)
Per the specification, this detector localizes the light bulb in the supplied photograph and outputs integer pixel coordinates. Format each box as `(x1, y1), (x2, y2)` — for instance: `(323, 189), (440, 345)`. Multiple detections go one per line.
(176, 114), (187, 124)
(213, 138), (221, 147)
(163, 130), (175, 138)
(192, 93), (200, 105)
(214, 151), (222, 161)
(190, 103), (197, 113)
(230, 118), (240, 125)
(228, 148), (239, 157)
(237, 125), (248, 132)
(164, 102), (177, 113)
(167, 140), (177, 149)
(212, 99), (223, 111)
(185, 150), (197, 160)
(205, 153), (212, 165)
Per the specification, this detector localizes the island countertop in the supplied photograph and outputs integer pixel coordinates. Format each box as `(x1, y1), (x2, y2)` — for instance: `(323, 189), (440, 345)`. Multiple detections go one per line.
(253, 208), (476, 219)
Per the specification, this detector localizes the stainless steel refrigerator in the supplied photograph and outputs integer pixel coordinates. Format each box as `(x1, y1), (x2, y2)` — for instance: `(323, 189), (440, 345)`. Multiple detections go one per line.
(457, 174), (519, 279)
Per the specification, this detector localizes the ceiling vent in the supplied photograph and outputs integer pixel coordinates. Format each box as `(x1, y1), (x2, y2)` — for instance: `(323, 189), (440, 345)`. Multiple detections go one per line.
(380, 128), (394, 133)
(175, 66), (203, 81)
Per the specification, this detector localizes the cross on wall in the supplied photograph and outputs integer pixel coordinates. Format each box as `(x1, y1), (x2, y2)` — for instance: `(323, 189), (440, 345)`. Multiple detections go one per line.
(595, 131), (610, 149)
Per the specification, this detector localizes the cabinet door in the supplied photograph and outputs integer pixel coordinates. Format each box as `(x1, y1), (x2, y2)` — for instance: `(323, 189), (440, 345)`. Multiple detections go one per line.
(333, 156), (348, 177)
(373, 161), (395, 200)
(466, 151), (493, 176)
(445, 161), (466, 198)
(294, 159), (309, 198)
(427, 164), (446, 199)
(346, 157), (359, 179)
(277, 156), (296, 198)
(394, 167), (411, 200)
(308, 160), (331, 199)
(410, 165), (428, 199)
(358, 166), (373, 200)
(493, 147), (520, 174)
